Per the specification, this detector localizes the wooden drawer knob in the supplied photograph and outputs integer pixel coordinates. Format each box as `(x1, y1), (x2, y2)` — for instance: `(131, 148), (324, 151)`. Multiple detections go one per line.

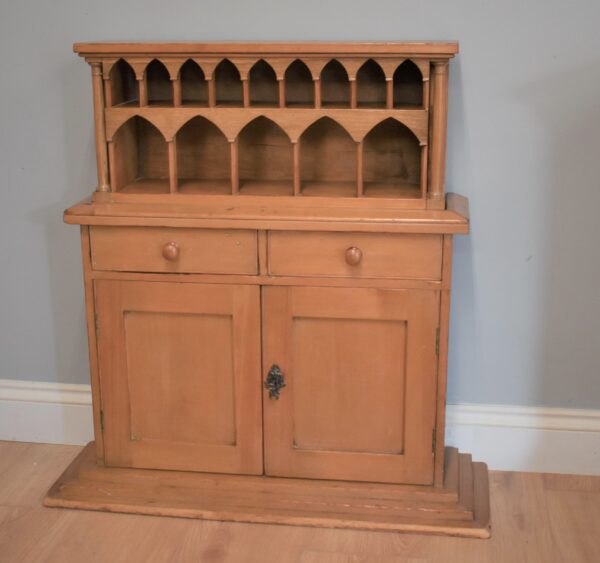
(345, 246), (363, 266)
(162, 242), (179, 261)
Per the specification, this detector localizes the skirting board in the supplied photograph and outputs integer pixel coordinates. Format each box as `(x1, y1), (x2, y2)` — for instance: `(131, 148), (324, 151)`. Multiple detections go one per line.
(0, 378), (599, 475)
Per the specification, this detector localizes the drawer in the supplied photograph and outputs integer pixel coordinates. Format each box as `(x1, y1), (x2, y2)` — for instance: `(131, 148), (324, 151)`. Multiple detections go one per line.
(268, 232), (443, 280)
(90, 227), (258, 274)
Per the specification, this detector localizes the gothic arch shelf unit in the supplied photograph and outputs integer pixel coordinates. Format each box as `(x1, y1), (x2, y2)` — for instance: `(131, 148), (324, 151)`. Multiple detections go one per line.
(105, 109), (427, 200)
(84, 42), (454, 210)
(103, 55), (428, 110)
(51, 42), (490, 539)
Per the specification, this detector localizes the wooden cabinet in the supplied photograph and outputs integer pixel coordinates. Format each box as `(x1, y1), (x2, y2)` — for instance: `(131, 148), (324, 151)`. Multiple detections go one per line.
(46, 41), (490, 539)
(262, 286), (438, 485)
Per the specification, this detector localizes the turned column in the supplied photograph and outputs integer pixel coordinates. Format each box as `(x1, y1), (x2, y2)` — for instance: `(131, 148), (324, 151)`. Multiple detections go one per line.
(428, 60), (449, 209)
(90, 63), (110, 192)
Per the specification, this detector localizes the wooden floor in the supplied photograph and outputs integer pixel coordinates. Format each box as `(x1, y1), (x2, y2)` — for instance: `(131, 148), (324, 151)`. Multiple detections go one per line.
(0, 442), (598, 563)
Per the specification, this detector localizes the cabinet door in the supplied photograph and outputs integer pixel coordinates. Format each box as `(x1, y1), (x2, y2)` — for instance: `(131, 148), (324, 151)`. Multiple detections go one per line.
(262, 286), (439, 485)
(95, 280), (262, 474)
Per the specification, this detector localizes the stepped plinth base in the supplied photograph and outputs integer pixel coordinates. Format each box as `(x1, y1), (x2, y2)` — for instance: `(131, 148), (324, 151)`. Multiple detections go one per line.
(45, 443), (491, 538)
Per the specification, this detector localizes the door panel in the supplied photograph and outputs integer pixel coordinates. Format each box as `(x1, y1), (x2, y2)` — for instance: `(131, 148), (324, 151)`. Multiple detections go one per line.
(95, 280), (262, 474)
(124, 311), (236, 446)
(292, 317), (406, 455)
(262, 286), (439, 485)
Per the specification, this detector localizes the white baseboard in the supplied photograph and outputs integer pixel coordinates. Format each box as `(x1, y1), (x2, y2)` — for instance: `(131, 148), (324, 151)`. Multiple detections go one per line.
(0, 379), (94, 446)
(446, 404), (600, 475)
(1, 379), (599, 475)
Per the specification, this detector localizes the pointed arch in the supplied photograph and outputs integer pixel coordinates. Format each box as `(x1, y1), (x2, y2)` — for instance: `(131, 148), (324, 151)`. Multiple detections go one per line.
(238, 116), (293, 194)
(214, 59), (243, 106)
(299, 117), (356, 195)
(179, 59), (207, 105)
(174, 116), (230, 194)
(284, 59), (314, 107)
(109, 59), (138, 106)
(393, 60), (423, 107)
(111, 116), (169, 193)
(249, 59), (278, 106)
(146, 59), (173, 105)
(356, 59), (386, 108)
(362, 118), (421, 197)
(320, 59), (350, 107)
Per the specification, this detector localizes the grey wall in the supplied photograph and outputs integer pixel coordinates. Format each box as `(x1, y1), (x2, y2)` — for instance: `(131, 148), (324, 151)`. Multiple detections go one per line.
(1, 0), (599, 408)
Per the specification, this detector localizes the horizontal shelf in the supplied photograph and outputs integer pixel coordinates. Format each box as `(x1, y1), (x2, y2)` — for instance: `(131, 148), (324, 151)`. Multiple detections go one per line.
(178, 179), (231, 196)
(112, 100), (139, 108)
(301, 181), (357, 198)
(238, 180), (294, 197)
(120, 179), (170, 195)
(364, 182), (421, 199)
(68, 193), (469, 233)
(105, 107), (429, 145)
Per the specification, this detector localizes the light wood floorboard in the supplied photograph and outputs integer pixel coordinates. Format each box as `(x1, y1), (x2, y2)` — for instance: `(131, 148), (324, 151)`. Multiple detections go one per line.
(0, 441), (598, 563)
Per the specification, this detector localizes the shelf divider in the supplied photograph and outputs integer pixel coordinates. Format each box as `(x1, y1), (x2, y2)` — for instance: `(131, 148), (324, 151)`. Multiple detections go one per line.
(293, 142), (301, 195)
(173, 78), (182, 107)
(138, 77), (148, 106)
(103, 78), (113, 108)
(350, 80), (357, 109)
(314, 78), (321, 109)
(420, 144), (428, 199)
(168, 139), (178, 194)
(357, 141), (364, 197)
(230, 139), (239, 194)
(278, 79), (285, 108)
(242, 79), (250, 107)
(107, 141), (116, 192)
(386, 79), (393, 109)
(207, 79), (216, 107)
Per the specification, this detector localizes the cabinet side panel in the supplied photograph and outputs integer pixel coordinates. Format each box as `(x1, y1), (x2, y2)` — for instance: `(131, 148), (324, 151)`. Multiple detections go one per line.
(80, 226), (104, 462)
(434, 235), (453, 486)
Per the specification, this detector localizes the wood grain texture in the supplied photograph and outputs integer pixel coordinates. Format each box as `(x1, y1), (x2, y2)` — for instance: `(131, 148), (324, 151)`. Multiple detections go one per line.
(44, 443), (489, 537)
(90, 269), (447, 290)
(434, 235), (454, 486)
(104, 107), (429, 145)
(64, 194), (469, 233)
(57, 40), (480, 540)
(9, 442), (600, 561)
(84, 41), (454, 206)
(79, 227), (104, 463)
(74, 41), (460, 57)
(90, 64), (110, 191)
(90, 226), (258, 274)
(262, 286), (439, 485)
(428, 61), (449, 209)
(94, 281), (263, 474)
(268, 231), (443, 280)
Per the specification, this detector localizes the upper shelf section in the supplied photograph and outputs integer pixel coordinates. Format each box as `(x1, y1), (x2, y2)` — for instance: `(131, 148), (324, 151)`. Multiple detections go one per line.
(78, 42), (458, 210)
(76, 41), (457, 111)
(100, 55), (430, 110)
